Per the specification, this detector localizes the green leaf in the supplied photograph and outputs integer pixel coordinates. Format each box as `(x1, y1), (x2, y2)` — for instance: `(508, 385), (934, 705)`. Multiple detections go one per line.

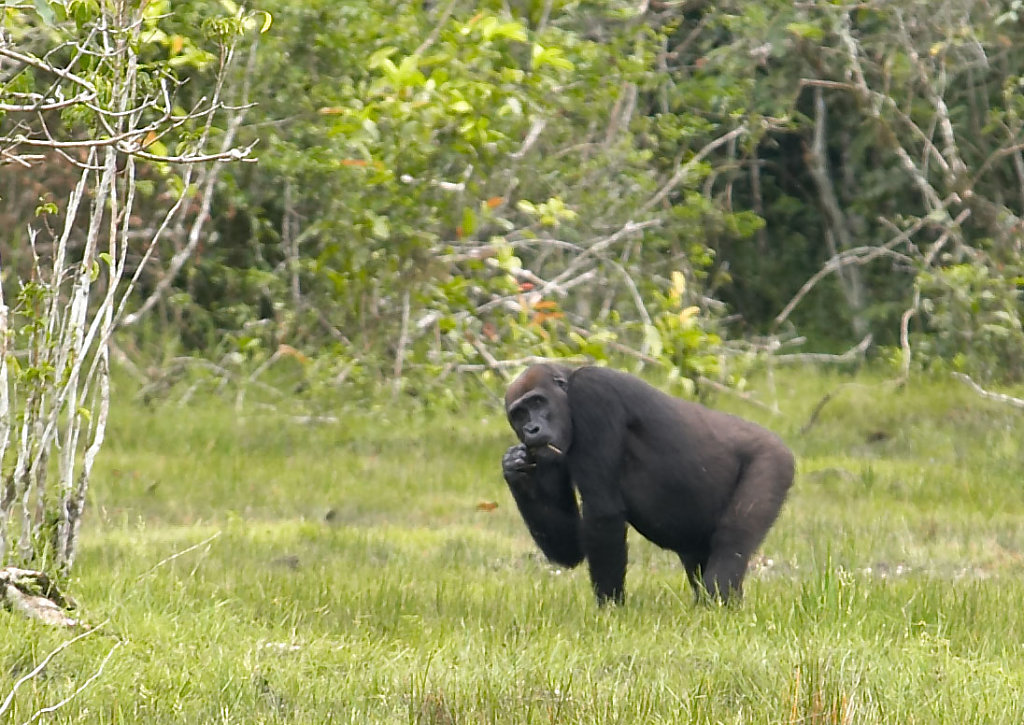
(461, 207), (476, 237)
(370, 215), (390, 240)
(785, 22), (824, 42)
(531, 44), (575, 72)
(33, 0), (55, 25)
(367, 47), (398, 70)
(480, 18), (527, 42)
(34, 201), (58, 216)
(643, 323), (663, 359)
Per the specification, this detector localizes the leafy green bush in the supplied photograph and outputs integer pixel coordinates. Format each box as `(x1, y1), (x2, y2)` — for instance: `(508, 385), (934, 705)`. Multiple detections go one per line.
(916, 264), (1024, 381)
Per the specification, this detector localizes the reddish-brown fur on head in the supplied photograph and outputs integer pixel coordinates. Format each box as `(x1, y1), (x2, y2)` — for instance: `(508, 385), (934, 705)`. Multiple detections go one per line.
(505, 364), (559, 409)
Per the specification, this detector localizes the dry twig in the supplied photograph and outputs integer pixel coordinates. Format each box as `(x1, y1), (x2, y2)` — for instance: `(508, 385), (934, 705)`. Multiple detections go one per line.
(953, 373), (1024, 409)
(0, 622), (112, 718)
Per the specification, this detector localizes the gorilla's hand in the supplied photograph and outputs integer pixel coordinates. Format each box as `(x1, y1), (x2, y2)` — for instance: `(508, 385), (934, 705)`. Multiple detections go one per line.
(502, 444), (536, 488)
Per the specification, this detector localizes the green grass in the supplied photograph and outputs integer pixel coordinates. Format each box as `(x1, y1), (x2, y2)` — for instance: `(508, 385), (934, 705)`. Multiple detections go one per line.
(3, 368), (1024, 723)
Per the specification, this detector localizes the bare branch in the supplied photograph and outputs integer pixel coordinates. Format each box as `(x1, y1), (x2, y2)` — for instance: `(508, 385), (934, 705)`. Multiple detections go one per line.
(134, 531), (223, 583)
(456, 355), (587, 373)
(510, 118), (547, 160)
(130, 142), (257, 164)
(414, 0), (459, 57)
(775, 334), (873, 365)
(0, 93), (96, 112)
(466, 336), (513, 382)
(773, 244), (913, 330)
(953, 373), (1024, 409)
(895, 9), (967, 179)
(472, 220), (659, 315)
(0, 46), (97, 93)
(20, 639), (124, 725)
(640, 125), (747, 214)
(121, 41), (259, 328)
(392, 291), (412, 393)
(806, 85), (865, 335)
(0, 623), (108, 718)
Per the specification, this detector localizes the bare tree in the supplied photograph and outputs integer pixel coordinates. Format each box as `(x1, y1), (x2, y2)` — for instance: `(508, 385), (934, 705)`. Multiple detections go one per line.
(0, 2), (262, 594)
(777, 3), (1024, 380)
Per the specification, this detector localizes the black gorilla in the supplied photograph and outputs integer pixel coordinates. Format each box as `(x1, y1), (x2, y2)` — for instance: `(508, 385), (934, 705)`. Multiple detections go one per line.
(501, 363), (794, 605)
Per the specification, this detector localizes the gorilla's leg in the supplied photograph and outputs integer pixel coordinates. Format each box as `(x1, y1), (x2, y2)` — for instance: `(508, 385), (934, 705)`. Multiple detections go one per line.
(581, 510), (627, 606)
(678, 551), (709, 601)
(704, 448), (794, 602)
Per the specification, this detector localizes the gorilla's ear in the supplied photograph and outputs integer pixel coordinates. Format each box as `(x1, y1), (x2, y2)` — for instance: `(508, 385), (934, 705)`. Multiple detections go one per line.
(553, 371), (568, 390)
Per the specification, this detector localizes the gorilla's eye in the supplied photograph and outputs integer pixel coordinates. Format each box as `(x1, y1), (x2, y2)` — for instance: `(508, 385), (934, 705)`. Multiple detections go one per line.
(510, 407), (527, 426)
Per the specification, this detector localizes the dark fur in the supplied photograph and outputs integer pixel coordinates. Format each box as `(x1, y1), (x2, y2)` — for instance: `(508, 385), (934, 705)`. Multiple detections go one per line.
(502, 364), (795, 605)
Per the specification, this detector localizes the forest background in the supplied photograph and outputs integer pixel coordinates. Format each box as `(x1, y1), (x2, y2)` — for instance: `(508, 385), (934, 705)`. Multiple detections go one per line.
(6, 0), (1024, 403)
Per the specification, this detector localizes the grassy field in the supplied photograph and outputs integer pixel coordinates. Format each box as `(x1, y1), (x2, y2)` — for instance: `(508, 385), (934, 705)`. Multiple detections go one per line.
(3, 367), (1024, 723)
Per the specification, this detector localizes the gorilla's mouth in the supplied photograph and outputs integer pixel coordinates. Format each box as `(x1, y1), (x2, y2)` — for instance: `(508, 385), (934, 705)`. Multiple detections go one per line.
(524, 438), (565, 456)
(528, 442), (564, 457)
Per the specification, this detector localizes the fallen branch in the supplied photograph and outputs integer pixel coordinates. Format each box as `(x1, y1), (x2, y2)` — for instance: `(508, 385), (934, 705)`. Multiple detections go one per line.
(799, 390), (837, 436)
(0, 568), (77, 627)
(0, 621), (108, 718)
(953, 373), (1024, 409)
(21, 638), (123, 724)
(775, 334), (872, 365)
(799, 379), (904, 435)
(134, 531), (223, 583)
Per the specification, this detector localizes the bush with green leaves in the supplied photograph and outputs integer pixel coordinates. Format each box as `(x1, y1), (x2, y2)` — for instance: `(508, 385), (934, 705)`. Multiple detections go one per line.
(135, 0), (764, 394)
(915, 264), (1024, 382)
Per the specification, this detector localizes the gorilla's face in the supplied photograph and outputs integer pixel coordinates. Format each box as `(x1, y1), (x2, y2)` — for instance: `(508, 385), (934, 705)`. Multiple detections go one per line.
(505, 364), (572, 460)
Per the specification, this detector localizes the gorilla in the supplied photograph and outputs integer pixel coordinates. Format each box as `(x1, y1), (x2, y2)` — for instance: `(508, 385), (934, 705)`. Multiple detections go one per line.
(501, 363), (794, 606)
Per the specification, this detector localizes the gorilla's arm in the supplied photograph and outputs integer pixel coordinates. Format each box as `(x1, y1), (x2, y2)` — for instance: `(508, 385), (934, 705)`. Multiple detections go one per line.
(502, 444), (584, 568)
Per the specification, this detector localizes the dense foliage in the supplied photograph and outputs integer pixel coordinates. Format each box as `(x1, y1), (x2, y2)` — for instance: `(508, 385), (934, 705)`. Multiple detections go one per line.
(5, 0), (1024, 392)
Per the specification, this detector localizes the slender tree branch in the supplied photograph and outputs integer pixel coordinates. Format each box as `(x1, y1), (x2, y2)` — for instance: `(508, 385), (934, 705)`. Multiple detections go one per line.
(0, 46), (97, 93)
(773, 244), (913, 330)
(640, 125), (747, 214)
(0, 623), (108, 717)
(953, 373), (1024, 409)
(775, 334), (873, 365)
(134, 531), (223, 583)
(414, 0), (459, 57)
(20, 639), (124, 725)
